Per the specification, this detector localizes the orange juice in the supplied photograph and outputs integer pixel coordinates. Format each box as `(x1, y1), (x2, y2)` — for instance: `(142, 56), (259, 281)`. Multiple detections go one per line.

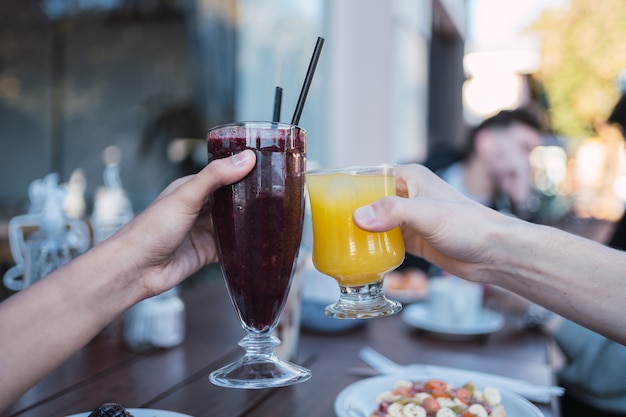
(306, 171), (405, 286)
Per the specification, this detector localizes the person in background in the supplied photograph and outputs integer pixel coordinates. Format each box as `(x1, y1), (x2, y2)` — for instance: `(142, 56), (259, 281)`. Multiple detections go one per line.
(489, 283), (626, 417)
(0, 150), (256, 412)
(429, 108), (543, 218)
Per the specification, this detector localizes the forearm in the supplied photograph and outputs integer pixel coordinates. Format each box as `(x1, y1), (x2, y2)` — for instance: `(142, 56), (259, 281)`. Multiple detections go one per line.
(485, 219), (626, 344)
(0, 237), (145, 410)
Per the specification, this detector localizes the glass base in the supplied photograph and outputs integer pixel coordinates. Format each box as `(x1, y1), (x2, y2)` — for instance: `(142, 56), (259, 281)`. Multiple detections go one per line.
(325, 280), (402, 319)
(209, 334), (311, 389)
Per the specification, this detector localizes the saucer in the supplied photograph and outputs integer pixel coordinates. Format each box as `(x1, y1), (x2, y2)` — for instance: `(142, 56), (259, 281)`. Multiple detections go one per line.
(401, 303), (504, 338)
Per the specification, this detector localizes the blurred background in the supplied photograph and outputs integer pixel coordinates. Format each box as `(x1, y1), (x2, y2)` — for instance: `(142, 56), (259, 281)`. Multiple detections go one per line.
(1, 0), (626, 270)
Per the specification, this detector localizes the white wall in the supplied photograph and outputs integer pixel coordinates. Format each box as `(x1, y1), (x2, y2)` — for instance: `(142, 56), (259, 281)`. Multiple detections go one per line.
(321, 0), (432, 168)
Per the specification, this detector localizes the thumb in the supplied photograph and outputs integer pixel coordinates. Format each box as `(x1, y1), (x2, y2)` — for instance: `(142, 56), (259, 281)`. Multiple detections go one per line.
(155, 149), (256, 210)
(353, 193), (459, 240)
(353, 196), (408, 232)
(191, 149), (256, 200)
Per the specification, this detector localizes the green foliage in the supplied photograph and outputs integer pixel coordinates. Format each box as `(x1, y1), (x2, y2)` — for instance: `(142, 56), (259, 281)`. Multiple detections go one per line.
(532, 0), (626, 143)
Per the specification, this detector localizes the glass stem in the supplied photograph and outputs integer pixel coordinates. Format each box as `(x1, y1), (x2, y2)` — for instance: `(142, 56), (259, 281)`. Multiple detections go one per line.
(239, 333), (280, 356)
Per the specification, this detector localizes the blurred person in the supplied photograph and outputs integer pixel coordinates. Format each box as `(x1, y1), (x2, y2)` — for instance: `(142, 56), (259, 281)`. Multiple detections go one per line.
(431, 108), (543, 217)
(488, 287), (626, 417)
(0, 150), (256, 411)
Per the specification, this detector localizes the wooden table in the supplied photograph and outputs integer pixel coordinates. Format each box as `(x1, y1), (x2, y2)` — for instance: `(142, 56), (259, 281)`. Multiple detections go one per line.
(1, 270), (560, 417)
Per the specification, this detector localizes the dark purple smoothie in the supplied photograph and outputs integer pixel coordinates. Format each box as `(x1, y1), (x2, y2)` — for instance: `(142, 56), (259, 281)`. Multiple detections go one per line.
(208, 123), (306, 334)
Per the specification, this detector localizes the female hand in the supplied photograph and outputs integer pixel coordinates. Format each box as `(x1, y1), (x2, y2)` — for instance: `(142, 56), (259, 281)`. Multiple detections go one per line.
(107, 149), (256, 297)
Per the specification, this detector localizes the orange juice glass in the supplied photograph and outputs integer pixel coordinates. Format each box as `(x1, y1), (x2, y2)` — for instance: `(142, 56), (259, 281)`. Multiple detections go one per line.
(305, 165), (404, 318)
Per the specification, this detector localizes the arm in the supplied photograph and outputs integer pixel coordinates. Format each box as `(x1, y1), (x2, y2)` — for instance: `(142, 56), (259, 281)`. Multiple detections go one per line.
(0, 150), (256, 410)
(353, 164), (626, 345)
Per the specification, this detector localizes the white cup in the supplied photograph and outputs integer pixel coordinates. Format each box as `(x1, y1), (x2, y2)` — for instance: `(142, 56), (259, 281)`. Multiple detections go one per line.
(429, 276), (483, 325)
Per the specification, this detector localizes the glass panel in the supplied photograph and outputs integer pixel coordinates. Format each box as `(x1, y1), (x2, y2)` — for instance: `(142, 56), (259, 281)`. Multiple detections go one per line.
(0, 0), (237, 214)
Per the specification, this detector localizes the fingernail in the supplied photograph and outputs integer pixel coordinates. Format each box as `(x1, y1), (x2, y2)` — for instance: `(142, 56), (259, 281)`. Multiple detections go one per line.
(232, 150), (251, 167)
(354, 205), (377, 225)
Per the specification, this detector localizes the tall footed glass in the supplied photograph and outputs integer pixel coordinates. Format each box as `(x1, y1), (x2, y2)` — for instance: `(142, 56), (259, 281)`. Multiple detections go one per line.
(207, 122), (311, 388)
(305, 165), (404, 319)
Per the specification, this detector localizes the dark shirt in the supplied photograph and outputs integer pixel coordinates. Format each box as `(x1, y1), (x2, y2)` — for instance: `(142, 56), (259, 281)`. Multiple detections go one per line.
(608, 213), (626, 250)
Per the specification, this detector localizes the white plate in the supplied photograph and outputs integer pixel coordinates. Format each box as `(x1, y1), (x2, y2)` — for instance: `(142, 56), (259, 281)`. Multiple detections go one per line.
(401, 303), (504, 337)
(66, 409), (192, 417)
(334, 373), (544, 417)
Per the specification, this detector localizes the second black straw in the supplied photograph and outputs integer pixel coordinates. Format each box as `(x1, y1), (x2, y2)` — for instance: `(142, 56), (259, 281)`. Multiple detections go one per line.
(273, 86), (283, 122)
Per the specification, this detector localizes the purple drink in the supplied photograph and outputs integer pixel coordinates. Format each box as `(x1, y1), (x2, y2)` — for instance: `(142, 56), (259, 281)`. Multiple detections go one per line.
(208, 122), (306, 334)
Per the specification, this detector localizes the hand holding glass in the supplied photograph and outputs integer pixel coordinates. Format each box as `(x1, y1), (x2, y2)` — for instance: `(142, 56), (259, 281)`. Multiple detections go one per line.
(306, 165), (404, 319)
(207, 122), (311, 388)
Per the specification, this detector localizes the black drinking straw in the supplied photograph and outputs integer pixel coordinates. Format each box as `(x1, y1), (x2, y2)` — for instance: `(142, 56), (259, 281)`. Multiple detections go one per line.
(272, 86), (283, 122)
(291, 36), (325, 126)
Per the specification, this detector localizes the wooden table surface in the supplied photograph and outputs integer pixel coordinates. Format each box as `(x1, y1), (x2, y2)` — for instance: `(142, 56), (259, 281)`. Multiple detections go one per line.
(1, 270), (560, 417)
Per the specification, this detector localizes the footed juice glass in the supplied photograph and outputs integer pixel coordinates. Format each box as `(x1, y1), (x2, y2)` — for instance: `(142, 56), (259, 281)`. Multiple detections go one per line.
(207, 122), (311, 388)
(305, 165), (404, 319)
